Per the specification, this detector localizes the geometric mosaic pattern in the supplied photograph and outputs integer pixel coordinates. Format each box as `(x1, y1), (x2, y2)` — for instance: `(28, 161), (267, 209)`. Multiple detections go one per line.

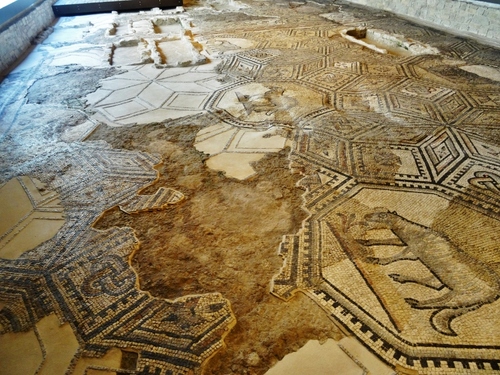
(266, 33), (500, 373)
(2, 0), (500, 374)
(87, 64), (230, 127)
(120, 187), (184, 213)
(163, 2), (500, 371)
(0, 143), (235, 375)
(215, 5), (500, 375)
(272, 185), (500, 372)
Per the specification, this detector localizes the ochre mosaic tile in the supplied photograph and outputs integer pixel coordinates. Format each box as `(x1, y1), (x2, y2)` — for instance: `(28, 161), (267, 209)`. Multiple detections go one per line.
(0, 144), (235, 374)
(1, 0), (500, 374)
(0, 176), (65, 260)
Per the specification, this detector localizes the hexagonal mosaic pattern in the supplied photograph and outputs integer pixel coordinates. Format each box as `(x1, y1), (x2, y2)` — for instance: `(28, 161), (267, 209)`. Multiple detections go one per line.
(2, 0), (500, 374)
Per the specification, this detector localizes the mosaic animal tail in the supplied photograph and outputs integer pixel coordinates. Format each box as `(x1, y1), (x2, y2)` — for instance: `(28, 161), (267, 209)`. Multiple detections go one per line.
(362, 210), (500, 336)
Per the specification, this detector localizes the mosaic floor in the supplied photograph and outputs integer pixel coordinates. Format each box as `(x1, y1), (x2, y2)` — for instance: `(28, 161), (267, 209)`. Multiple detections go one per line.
(1, 0), (500, 374)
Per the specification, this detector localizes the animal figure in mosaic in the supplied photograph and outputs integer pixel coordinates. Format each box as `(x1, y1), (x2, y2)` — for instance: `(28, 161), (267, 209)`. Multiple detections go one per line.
(361, 210), (500, 336)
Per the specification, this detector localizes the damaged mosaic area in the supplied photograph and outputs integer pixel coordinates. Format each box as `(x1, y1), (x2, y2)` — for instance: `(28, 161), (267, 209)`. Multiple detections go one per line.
(1, 0), (500, 374)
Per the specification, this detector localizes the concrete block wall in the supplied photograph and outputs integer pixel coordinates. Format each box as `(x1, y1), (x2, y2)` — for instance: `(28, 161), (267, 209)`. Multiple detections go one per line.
(345, 0), (500, 46)
(0, 0), (55, 75)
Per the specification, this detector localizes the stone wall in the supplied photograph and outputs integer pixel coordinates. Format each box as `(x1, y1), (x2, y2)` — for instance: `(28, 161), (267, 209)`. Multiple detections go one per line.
(345, 0), (500, 46)
(0, 0), (55, 75)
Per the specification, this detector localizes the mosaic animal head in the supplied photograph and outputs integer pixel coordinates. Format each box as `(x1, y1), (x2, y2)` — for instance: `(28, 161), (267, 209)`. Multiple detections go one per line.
(363, 209), (399, 229)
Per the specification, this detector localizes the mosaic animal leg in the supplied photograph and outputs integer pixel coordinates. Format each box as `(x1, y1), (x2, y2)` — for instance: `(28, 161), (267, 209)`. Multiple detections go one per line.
(404, 290), (462, 309)
(365, 247), (417, 265)
(388, 273), (444, 290)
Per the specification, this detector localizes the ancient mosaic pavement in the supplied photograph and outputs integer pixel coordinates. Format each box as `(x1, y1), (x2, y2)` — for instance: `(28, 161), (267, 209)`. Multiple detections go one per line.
(0, 143), (235, 374)
(1, 0), (500, 374)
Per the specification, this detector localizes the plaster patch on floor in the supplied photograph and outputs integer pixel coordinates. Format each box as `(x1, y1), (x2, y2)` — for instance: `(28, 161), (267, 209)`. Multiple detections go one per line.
(35, 315), (80, 375)
(0, 314), (78, 375)
(195, 123), (290, 179)
(72, 348), (123, 375)
(103, 13), (208, 68)
(0, 326), (43, 375)
(341, 27), (439, 56)
(265, 339), (365, 375)
(198, 0), (248, 12)
(156, 38), (208, 67)
(460, 65), (500, 82)
(49, 46), (107, 67)
(206, 152), (266, 179)
(61, 120), (100, 143)
(265, 337), (395, 375)
(338, 337), (396, 375)
(0, 177), (65, 260)
(0, 315), (134, 375)
(202, 37), (256, 55)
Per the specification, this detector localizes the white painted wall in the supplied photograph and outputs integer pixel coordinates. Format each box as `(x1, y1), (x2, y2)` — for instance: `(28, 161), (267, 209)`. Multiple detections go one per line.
(345, 0), (500, 46)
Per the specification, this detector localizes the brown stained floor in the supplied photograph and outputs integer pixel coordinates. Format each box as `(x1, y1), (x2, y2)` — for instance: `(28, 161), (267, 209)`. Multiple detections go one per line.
(1, 0), (500, 374)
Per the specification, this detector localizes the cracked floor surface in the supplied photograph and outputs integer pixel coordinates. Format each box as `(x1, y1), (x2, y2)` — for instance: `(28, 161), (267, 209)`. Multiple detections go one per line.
(1, 0), (500, 374)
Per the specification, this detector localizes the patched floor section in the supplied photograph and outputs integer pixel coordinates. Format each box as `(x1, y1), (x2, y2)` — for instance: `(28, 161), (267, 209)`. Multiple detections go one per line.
(1, 0), (500, 374)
